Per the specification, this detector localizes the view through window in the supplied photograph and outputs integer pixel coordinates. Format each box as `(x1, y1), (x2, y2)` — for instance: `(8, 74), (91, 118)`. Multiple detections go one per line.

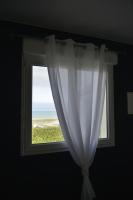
(32, 66), (107, 144)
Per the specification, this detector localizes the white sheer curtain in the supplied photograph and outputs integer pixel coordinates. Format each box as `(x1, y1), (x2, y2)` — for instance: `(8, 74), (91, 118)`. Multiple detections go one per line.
(45, 35), (108, 200)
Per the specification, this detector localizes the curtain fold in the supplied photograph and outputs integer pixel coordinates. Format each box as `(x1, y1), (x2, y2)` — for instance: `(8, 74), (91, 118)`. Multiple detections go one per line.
(46, 35), (108, 200)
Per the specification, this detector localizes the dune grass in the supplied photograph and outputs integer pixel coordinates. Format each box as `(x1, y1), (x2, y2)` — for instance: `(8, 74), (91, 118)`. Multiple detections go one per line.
(32, 126), (64, 144)
(32, 114), (107, 144)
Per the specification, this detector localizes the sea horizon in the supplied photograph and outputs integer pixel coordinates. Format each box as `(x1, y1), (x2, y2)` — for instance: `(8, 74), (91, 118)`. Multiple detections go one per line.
(32, 110), (57, 119)
(32, 102), (57, 119)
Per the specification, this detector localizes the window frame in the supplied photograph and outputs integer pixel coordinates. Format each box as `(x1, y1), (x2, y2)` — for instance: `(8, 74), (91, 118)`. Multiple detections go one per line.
(21, 53), (115, 156)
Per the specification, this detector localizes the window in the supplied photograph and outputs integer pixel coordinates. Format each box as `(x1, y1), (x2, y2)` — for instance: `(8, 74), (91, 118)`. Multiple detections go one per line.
(21, 42), (115, 155)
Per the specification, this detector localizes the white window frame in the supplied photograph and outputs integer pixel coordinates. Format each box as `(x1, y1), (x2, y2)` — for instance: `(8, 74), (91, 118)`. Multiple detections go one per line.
(21, 45), (115, 156)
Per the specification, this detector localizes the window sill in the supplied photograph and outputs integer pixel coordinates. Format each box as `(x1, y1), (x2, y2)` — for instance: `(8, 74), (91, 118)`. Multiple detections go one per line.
(21, 138), (114, 156)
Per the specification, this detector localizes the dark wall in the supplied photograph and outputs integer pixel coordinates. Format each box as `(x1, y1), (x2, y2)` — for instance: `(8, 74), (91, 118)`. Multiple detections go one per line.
(1, 21), (133, 200)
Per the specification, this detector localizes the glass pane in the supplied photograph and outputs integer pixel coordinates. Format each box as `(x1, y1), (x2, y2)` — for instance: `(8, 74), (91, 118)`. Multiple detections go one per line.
(32, 66), (64, 144)
(100, 92), (107, 138)
(32, 65), (107, 144)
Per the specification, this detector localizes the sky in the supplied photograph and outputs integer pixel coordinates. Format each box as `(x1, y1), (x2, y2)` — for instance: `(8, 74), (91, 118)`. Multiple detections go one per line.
(32, 66), (54, 104)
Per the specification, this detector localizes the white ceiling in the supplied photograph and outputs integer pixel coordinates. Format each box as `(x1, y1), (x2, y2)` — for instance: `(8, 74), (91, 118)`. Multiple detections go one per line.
(0, 0), (133, 44)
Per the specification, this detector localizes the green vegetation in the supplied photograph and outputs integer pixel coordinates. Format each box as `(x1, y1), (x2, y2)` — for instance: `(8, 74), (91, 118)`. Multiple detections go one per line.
(32, 126), (64, 144)
(32, 114), (107, 144)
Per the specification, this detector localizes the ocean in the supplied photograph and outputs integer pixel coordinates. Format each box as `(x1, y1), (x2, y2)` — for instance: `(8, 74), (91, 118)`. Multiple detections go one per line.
(32, 110), (57, 119)
(32, 102), (57, 119)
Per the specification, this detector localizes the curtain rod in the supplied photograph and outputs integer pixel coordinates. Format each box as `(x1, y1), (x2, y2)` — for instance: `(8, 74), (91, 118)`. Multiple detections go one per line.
(9, 33), (127, 55)
(54, 38), (108, 50)
(51, 39), (127, 55)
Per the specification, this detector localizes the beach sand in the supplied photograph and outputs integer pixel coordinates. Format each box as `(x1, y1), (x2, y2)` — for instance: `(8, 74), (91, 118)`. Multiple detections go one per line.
(32, 118), (59, 128)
